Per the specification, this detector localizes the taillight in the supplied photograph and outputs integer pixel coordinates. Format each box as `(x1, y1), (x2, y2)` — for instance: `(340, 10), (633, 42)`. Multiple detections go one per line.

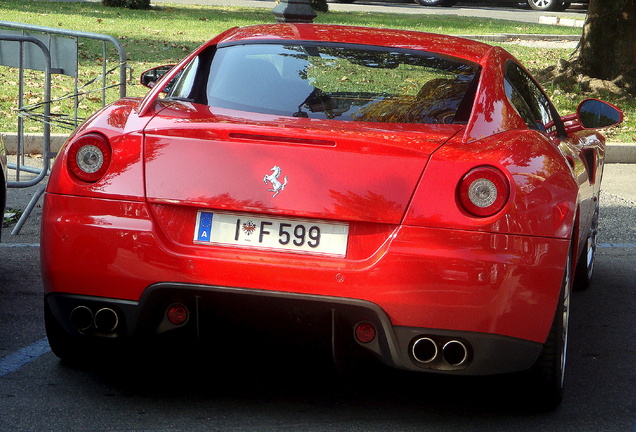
(458, 166), (509, 217)
(67, 133), (111, 183)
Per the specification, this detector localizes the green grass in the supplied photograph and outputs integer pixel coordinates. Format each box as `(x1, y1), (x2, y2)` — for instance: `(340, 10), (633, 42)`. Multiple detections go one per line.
(0, 0), (632, 142)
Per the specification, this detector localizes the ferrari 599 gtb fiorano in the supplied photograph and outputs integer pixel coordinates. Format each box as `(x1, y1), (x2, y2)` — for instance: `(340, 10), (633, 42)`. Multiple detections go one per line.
(41, 24), (622, 409)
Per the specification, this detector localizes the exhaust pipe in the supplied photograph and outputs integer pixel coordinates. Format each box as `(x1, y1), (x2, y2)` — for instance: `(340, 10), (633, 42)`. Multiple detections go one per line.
(442, 340), (468, 367)
(70, 306), (94, 331)
(411, 337), (438, 364)
(94, 308), (119, 332)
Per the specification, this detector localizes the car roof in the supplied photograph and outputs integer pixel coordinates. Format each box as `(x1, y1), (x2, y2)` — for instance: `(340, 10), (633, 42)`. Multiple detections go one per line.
(212, 24), (495, 65)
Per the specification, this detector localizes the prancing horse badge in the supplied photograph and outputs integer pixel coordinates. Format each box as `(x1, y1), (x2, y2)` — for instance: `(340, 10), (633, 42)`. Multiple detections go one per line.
(263, 166), (288, 197)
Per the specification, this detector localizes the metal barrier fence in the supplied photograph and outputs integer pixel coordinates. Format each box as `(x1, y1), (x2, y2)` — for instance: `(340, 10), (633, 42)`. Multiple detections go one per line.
(1, 34), (53, 189)
(0, 21), (127, 234)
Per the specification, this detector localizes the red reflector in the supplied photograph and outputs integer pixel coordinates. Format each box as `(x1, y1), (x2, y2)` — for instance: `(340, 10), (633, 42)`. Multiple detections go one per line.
(553, 201), (571, 230)
(166, 304), (189, 326)
(355, 322), (376, 344)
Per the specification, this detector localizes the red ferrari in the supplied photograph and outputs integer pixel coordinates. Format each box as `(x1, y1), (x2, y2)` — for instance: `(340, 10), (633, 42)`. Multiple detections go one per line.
(41, 24), (622, 409)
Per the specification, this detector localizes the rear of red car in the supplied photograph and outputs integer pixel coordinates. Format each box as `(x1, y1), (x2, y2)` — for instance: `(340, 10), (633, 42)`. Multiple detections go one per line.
(42, 25), (573, 383)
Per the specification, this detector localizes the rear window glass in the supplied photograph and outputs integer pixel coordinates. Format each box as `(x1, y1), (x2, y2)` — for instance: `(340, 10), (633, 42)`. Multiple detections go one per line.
(167, 43), (479, 124)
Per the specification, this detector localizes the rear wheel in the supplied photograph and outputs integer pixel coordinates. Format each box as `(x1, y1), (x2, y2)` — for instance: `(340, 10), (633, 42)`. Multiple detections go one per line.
(527, 251), (572, 410)
(45, 301), (86, 364)
(574, 204), (599, 290)
(415, 0), (458, 6)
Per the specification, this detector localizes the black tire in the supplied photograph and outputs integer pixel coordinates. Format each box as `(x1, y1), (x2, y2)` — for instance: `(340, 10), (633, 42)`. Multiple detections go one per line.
(527, 251), (572, 411)
(415, 0), (458, 6)
(0, 169), (5, 242)
(45, 301), (86, 365)
(574, 205), (599, 291)
(527, 0), (565, 11)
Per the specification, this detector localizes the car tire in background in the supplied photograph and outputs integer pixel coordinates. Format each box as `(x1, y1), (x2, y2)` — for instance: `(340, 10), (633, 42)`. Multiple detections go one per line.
(415, 0), (459, 6)
(527, 0), (570, 10)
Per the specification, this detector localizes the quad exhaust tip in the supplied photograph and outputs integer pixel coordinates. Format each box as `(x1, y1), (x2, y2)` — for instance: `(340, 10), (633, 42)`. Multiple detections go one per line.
(411, 337), (438, 364)
(70, 306), (120, 333)
(70, 306), (93, 331)
(94, 308), (119, 332)
(411, 337), (470, 368)
(442, 340), (469, 367)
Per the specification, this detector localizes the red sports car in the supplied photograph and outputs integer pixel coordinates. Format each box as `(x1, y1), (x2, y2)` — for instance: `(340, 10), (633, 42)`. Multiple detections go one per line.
(41, 24), (622, 409)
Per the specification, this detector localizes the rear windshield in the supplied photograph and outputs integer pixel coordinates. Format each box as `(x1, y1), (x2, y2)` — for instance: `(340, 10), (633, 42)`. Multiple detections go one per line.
(166, 43), (479, 124)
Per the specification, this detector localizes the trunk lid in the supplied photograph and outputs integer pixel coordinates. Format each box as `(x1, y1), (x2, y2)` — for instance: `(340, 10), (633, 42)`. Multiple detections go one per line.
(143, 102), (462, 224)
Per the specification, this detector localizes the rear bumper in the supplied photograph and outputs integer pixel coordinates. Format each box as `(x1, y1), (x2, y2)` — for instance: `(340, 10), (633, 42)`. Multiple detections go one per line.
(45, 286), (542, 375)
(41, 192), (566, 374)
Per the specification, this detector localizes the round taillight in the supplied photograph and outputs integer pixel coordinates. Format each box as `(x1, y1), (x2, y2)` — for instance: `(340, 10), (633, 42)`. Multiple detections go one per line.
(166, 304), (189, 326)
(458, 166), (509, 217)
(67, 133), (111, 183)
(355, 322), (376, 344)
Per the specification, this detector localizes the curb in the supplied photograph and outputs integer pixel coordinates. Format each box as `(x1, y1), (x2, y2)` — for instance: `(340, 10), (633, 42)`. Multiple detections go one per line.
(1, 133), (69, 156)
(606, 143), (636, 164)
(2, 132), (634, 163)
(538, 16), (585, 28)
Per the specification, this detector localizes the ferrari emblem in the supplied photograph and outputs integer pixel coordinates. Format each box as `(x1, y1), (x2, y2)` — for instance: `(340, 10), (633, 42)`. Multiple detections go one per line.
(263, 166), (288, 197)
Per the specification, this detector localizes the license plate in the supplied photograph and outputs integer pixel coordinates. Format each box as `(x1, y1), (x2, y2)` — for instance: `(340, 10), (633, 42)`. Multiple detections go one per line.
(194, 211), (349, 257)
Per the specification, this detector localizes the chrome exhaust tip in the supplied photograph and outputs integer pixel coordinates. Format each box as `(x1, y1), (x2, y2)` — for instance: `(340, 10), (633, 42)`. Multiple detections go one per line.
(70, 306), (94, 331)
(94, 308), (119, 332)
(442, 340), (469, 367)
(411, 337), (438, 364)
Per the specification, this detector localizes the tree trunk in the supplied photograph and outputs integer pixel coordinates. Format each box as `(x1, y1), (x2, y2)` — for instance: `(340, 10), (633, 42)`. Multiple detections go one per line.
(574, 0), (636, 82)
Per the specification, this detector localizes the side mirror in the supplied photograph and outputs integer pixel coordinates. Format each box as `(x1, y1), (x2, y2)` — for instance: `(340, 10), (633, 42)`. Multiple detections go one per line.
(140, 65), (175, 90)
(577, 99), (623, 129)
